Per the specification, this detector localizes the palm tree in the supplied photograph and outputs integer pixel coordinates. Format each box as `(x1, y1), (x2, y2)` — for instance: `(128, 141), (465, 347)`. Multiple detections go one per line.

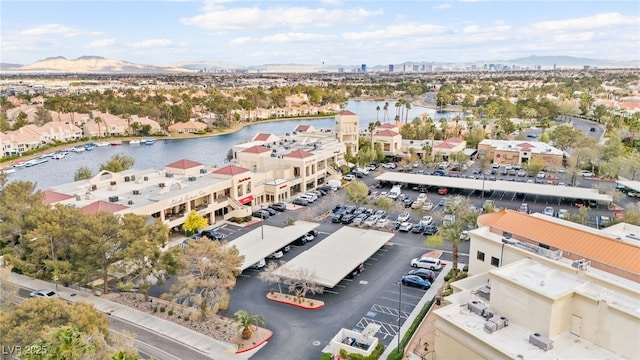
(233, 310), (266, 340)
(46, 326), (95, 360)
(405, 102), (411, 124)
(94, 116), (102, 139)
(376, 105), (380, 123)
(368, 122), (376, 150)
(383, 102), (389, 123)
(124, 113), (132, 135)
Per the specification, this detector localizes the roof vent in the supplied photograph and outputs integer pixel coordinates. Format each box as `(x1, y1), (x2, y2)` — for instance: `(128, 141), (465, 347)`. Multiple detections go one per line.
(529, 333), (554, 351)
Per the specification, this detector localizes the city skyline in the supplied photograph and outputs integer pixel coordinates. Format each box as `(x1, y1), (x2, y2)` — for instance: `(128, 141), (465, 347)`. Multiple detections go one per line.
(1, 0), (639, 67)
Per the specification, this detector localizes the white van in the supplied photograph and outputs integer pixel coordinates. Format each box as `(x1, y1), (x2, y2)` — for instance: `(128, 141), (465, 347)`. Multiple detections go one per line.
(304, 192), (318, 201)
(387, 185), (402, 200)
(299, 194), (315, 203)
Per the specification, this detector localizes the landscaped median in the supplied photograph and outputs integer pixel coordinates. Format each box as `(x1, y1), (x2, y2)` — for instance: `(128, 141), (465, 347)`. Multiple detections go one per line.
(266, 291), (324, 310)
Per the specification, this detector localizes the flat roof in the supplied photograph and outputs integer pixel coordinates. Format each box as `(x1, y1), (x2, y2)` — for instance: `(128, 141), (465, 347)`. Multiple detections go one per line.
(227, 221), (319, 271)
(616, 180), (640, 192)
(273, 227), (393, 288)
(375, 173), (612, 203)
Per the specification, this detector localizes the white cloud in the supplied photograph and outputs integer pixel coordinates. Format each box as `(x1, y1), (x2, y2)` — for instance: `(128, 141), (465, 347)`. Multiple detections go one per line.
(21, 24), (88, 37)
(88, 39), (117, 48)
(435, 3), (451, 9)
(554, 32), (595, 42)
(527, 12), (639, 32)
(181, 5), (382, 31)
(260, 32), (337, 43)
(128, 39), (173, 49)
(343, 23), (448, 40)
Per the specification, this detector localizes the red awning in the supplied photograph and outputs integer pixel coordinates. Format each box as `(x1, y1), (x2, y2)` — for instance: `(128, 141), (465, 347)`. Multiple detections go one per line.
(239, 195), (254, 205)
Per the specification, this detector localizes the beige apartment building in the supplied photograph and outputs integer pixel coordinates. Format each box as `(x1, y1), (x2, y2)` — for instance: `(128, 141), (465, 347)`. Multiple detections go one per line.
(433, 210), (640, 360)
(335, 110), (359, 155)
(478, 139), (563, 167)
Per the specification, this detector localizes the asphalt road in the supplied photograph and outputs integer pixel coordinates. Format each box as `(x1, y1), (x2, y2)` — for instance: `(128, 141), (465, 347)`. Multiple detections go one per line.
(15, 287), (210, 360)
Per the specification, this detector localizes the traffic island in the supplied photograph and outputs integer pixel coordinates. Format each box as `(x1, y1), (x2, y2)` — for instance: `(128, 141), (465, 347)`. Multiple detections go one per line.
(234, 326), (273, 354)
(266, 292), (324, 310)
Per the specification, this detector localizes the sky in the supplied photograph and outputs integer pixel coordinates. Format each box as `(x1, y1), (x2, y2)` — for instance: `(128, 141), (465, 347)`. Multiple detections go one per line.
(1, 0), (639, 67)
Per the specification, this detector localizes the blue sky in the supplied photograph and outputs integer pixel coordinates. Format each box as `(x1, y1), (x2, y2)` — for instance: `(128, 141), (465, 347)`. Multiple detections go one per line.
(1, 0), (639, 66)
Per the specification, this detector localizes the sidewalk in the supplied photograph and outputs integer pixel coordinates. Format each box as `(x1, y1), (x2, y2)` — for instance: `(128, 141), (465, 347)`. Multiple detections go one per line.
(8, 273), (244, 359)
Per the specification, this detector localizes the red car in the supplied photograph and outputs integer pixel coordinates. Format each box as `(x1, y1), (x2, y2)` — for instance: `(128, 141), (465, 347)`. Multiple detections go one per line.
(438, 187), (449, 195)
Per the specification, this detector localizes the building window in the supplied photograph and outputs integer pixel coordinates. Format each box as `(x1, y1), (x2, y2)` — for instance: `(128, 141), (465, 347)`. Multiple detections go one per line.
(477, 251), (485, 261)
(491, 256), (500, 267)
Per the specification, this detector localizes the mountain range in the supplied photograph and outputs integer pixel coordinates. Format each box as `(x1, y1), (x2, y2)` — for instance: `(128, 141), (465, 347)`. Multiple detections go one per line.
(1, 55), (637, 74)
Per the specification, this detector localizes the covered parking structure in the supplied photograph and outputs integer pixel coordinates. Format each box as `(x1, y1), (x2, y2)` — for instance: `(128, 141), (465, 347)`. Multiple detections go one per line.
(273, 227), (394, 288)
(616, 180), (640, 193)
(227, 221), (319, 271)
(375, 173), (612, 205)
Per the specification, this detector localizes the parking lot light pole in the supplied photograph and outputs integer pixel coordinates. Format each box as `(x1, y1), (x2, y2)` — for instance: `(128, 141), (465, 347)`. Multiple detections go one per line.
(397, 281), (402, 353)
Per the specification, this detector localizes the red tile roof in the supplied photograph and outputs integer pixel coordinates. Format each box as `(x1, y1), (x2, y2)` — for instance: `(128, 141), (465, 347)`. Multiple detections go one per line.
(242, 145), (270, 154)
(434, 141), (455, 149)
(294, 125), (310, 132)
(375, 129), (399, 137)
(43, 190), (74, 204)
(166, 159), (202, 169)
(517, 142), (534, 149)
(379, 123), (398, 129)
(447, 137), (464, 143)
(254, 133), (272, 141)
(211, 164), (250, 176)
(81, 200), (128, 215)
(338, 110), (357, 116)
(479, 210), (640, 276)
(284, 149), (314, 159)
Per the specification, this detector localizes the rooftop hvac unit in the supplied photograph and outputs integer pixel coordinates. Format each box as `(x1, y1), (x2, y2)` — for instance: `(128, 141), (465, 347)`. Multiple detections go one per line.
(127, 200), (133, 205)
(477, 285), (491, 300)
(75, 194), (81, 201)
(188, 176), (196, 181)
(91, 184), (97, 191)
(199, 169), (207, 174)
(133, 190), (140, 195)
(143, 176), (149, 181)
(124, 176), (131, 182)
(108, 196), (119, 203)
(110, 181), (116, 186)
(484, 321), (498, 334)
(488, 316), (508, 330)
(467, 300), (486, 316)
(165, 172), (174, 178)
(158, 183), (165, 188)
(130, 175), (136, 181)
(529, 333), (554, 351)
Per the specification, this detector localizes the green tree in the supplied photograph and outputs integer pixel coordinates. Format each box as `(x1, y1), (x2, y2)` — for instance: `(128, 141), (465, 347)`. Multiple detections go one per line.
(524, 157), (546, 176)
(74, 166), (93, 181)
(0, 181), (45, 247)
(95, 116), (103, 138)
(344, 180), (369, 206)
(171, 240), (244, 320)
(99, 154), (135, 172)
(34, 107), (53, 126)
(182, 210), (208, 236)
(547, 124), (584, 151)
(43, 325), (95, 360)
(233, 310), (266, 340)
(376, 196), (394, 211)
(12, 111), (29, 130)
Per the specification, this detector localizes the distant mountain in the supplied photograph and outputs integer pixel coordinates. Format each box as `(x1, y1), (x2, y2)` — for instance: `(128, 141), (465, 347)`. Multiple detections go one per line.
(0, 56), (194, 74)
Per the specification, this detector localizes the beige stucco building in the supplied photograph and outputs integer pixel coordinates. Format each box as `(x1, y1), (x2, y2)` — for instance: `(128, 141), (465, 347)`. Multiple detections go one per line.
(433, 210), (640, 360)
(335, 110), (359, 155)
(478, 139), (563, 168)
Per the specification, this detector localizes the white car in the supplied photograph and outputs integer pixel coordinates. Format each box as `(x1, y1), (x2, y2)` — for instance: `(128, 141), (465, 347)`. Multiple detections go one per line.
(364, 215), (380, 227)
(353, 213), (368, 226)
(419, 215), (434, 227)
(398, 222), (413, 232)
(536, 172), (546, 179)
(267, 250), (284, 259)
(30, 290), (57, 298)
(543, 206), (554, 216)
(416, 193), (428, 202)
(382, 163), (396, 169)
(343, 174), (355, 181)
(396, 212), (411, 222)
(422, 202), (434, 211)
(410, 257), (443, 270)
(557, 209), (568, 219)
(580, 170), (595, 177)
(375, 218), (391, 229)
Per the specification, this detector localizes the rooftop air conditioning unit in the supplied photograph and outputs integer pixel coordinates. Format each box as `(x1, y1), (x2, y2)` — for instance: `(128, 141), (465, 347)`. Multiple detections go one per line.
(165, 172), (174, 178)
(477, 285), (491, 300)
(124, 176), (131, 182)
(127, 200), (133, 205)
(488, 316), (508, 330)
(484, 321), (498, 333)
(467, 300), (486, 316)
(188, 176), (196, 181)
(108, 196), (119, 203)
(133, 190), (140, 195)
(130, 175), (136, 181)
(143, 176), (149, 181)
(74, 194), (81, 201)
(158, 183), (165, 188)
(529, 333), (554, 351)
(199, 169), (207, 174)
(110, 181), (116, 186)
(91, 184), (97, 191)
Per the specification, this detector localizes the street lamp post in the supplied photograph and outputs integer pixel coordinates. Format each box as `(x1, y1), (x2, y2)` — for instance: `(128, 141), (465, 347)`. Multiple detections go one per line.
(30, 236), (58, 290)
(397, 281), (402, 354)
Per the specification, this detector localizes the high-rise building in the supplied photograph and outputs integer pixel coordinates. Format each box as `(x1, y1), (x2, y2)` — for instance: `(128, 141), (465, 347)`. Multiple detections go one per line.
(389, 64), (394, 72)
(361, 64), (367, 73)
(335, 110), (359, 155)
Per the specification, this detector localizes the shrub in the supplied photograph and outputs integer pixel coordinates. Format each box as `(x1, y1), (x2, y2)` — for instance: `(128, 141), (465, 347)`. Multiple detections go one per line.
(152, 306), (158, 313)
(168, 309), (174, 316)
(319, 353), (332, 360)
(160, 306), (166, 313)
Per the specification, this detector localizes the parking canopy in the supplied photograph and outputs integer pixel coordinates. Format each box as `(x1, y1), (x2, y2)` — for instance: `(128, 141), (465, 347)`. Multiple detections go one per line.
(273, 227), (394, 288)
(375, 173), (612, 204)
(227, 221), (319, 271)
(616, 180), (640, 193)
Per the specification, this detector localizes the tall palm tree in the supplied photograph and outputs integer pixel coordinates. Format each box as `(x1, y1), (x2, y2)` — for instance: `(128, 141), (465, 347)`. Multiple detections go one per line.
(383, 102), (389, 123)
(405, 102), (411, 124)
(368, 122), (376, 150)
(47, 326), (95, 360)
(376, 105), (380, 123)
(233, 310), (266, 340)
(124, 113), (132, 135)
(94, 116), (102, 139)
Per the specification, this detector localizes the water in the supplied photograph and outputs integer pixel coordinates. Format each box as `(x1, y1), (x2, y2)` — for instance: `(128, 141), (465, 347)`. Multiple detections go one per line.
(7, 100), (459, 190)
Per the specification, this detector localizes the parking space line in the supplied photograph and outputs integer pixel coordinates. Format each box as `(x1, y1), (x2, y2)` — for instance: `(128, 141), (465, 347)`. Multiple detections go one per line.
(356, 317), (399, 339)
(371, 304), (410, 319)
(323, 289), (339, 295)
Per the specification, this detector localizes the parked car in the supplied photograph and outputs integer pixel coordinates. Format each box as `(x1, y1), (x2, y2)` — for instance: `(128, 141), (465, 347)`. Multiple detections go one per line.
(364, 215), (380, 227)
(411, 223), (424, 233)
(416, 193), (428, 203)
(401, 275), (431, 290)
(419, 215), (434, 227)
(30, 290), (57, 298)
(251, 258), (266, 269)
(341, 214), (357, 224)
(574, 199), (585, 208)
(410, 257), (443, 270)
(270, 202), (287, 212)
(557, 209), (568, 219)
(536, 172), (546, 179)
(267, 250), (284, 259)
(422, 202), (434, 211)
(518, 203), (529, 214)
(353, 213), (368, 226)
(201, 229), (224, 240)
(580, 170), (595, 177)
(263, 207), (277, 216)
(437, 187), (449, 195)
(543, 206), (554, 216)
(407, 269), (435, 282)
(292, 198), (309, 206)
(398, 222), (413, 232)
(411, 200), (423, 209)
(374, 210), (387, 218)
(403, 198), (414, 208)
(343, 174), (356, 181)
(331, 212), (344, 223)
(252, 210), (270, 218)
(375, 218), (391, 229)
(437, 199), (446, 207)
(280, 245), (291, 253)
(422, 225), (439, 236)
(396, 212), (411, 222)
